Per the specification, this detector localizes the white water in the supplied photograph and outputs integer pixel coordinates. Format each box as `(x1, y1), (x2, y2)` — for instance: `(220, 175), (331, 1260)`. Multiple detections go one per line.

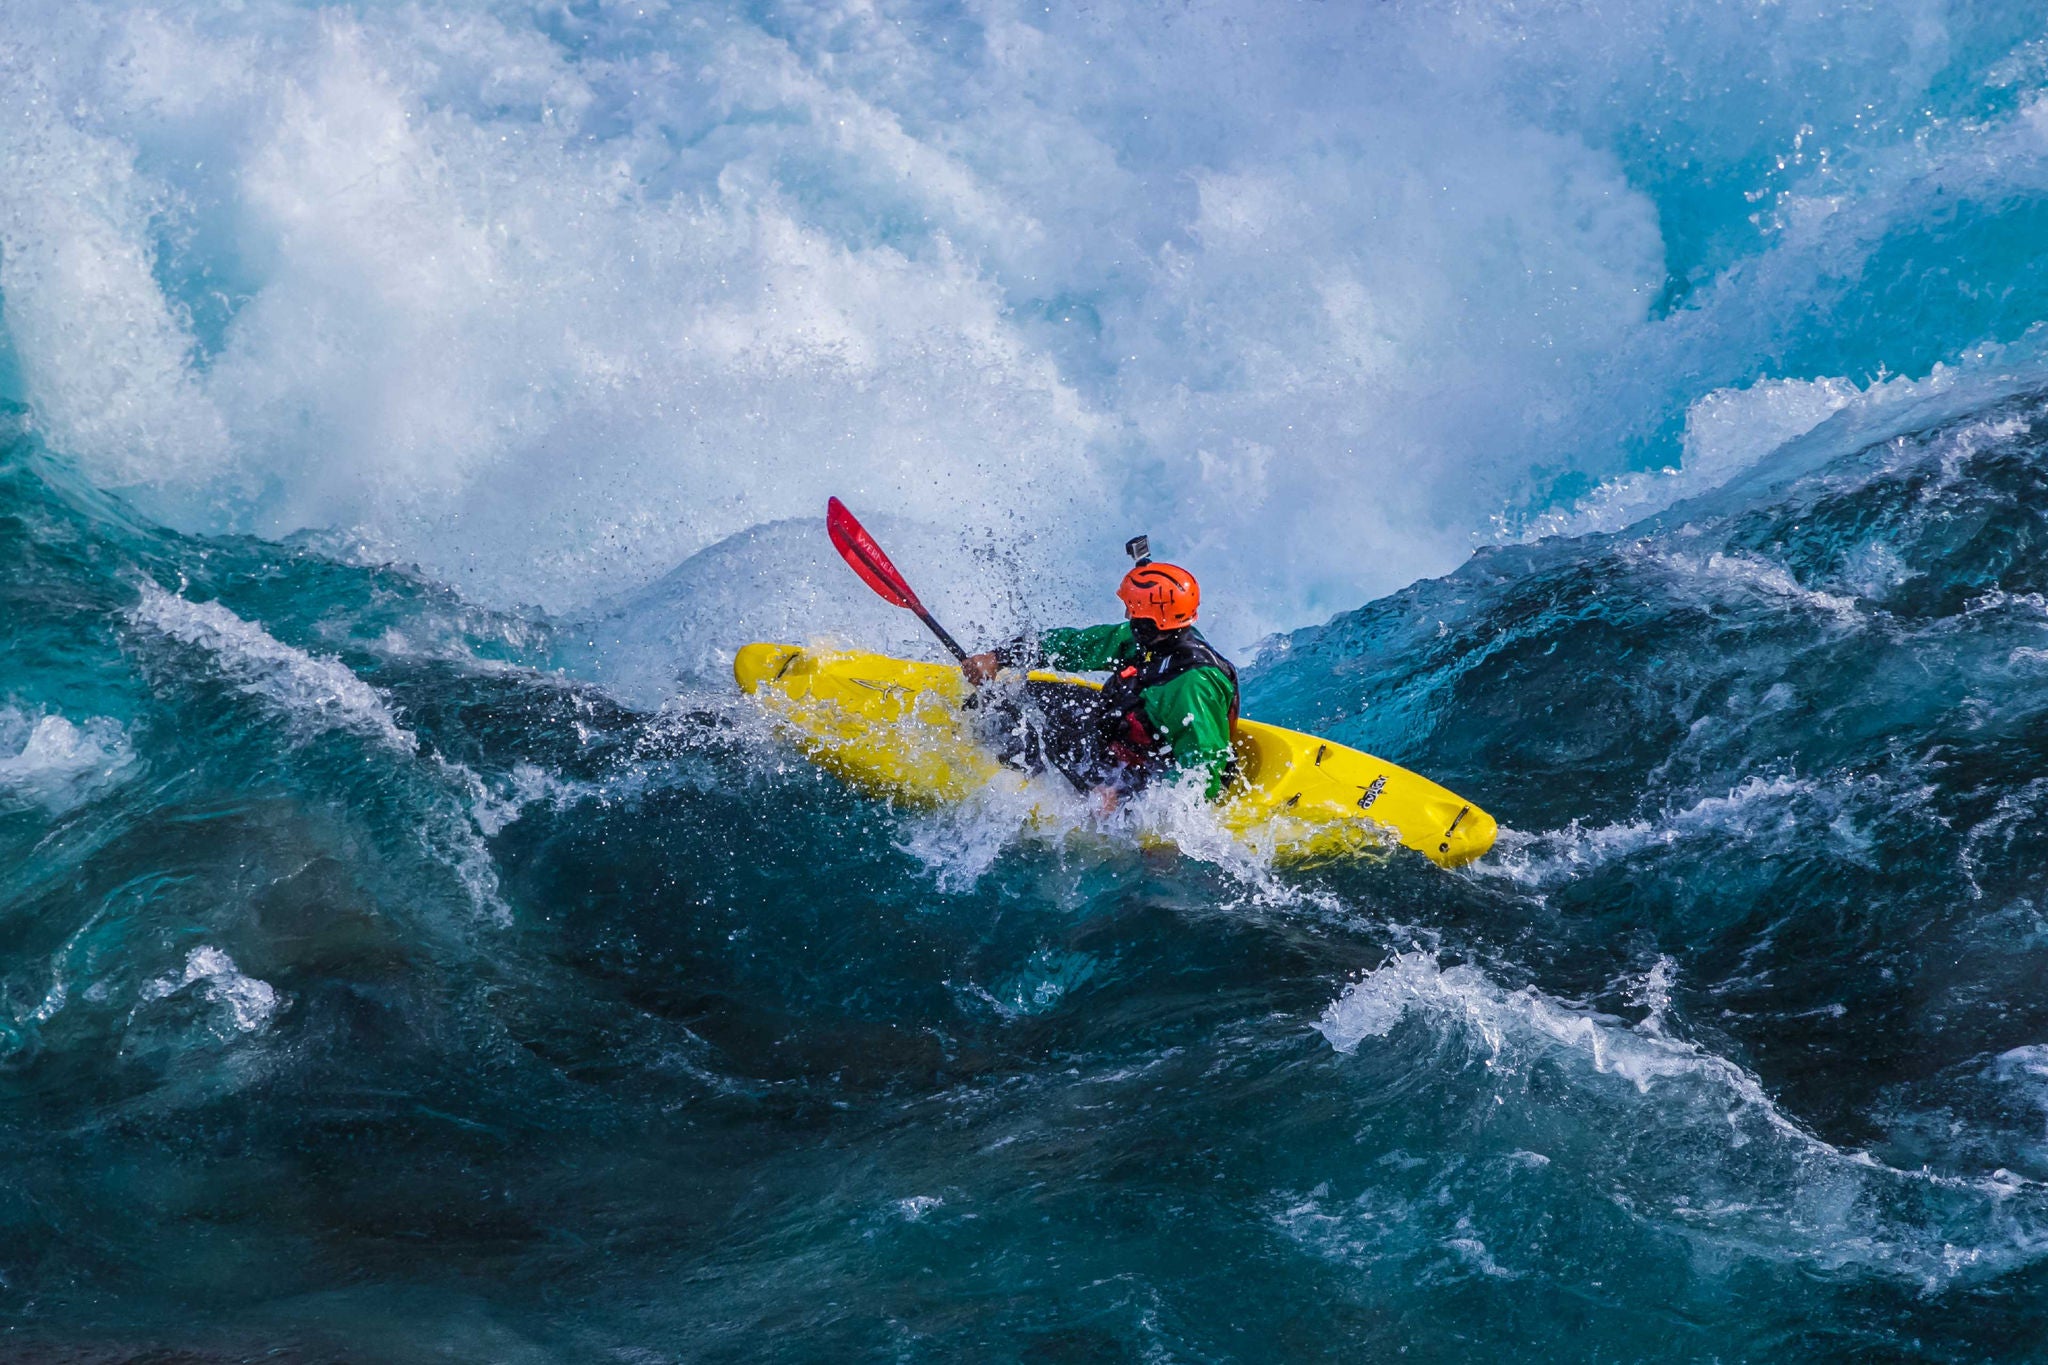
(1311, 951), (2048, 1288)
(127, 584), (536, 921)
(0, 706), (136, 815)
(137, 945), (282, 1038)
(130, 583), (420, 753)
(8, 1), (2048, 658)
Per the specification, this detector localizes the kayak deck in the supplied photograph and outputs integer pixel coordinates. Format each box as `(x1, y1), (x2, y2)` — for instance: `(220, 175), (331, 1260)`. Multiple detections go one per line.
(734, 643), (1496, 867)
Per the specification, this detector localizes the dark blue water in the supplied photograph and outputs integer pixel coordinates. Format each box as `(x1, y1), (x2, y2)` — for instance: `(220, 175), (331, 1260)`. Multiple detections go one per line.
(12, 2), (2048, 1359)
(9, 386), (2048, 1359)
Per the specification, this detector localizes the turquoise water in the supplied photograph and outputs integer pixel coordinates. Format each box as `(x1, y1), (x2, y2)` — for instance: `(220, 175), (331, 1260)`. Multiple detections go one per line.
(9, 3), (2048, 1360)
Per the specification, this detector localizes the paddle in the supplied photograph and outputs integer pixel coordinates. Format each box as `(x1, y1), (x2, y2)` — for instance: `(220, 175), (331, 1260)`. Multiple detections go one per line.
(826, 497), (971, 663)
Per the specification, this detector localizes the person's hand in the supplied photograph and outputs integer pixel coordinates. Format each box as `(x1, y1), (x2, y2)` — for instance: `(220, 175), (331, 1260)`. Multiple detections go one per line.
(961, 651), (1001, 684)
(1091, 785), (1120, 815)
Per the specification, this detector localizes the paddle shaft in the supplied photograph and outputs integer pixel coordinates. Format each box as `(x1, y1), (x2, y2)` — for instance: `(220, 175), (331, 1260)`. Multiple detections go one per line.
(911, 607), (970, 663)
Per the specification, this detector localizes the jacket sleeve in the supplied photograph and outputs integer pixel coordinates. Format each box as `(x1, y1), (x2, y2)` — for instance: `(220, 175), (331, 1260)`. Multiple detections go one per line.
(1033, 622), (1135, 672)
(1141, 666), (1238, 800)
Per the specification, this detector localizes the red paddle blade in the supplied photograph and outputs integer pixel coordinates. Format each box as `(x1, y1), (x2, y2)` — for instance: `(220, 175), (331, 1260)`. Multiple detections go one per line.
(827, 497), (924, 612)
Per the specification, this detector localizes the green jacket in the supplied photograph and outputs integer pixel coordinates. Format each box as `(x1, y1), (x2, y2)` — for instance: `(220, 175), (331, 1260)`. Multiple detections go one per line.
(1033, 623), (1238, 800)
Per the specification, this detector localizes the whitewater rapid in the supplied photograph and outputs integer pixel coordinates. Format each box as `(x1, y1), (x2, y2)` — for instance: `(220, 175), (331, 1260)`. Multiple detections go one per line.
(8, 2), (2048, 1361)
(7, 0), (2048, 651)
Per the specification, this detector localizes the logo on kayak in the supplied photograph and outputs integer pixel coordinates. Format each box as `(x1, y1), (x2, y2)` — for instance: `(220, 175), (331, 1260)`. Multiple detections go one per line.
(1357, 775), (1387, 810)
(848, 678), (911, 696)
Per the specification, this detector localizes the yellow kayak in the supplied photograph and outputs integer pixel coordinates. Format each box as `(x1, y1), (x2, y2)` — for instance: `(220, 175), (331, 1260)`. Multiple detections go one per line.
(733, 643), (1497, 868)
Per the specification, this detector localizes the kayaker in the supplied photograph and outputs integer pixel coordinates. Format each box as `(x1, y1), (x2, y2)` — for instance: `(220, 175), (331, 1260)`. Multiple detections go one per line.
(960, 539), (1240, 804)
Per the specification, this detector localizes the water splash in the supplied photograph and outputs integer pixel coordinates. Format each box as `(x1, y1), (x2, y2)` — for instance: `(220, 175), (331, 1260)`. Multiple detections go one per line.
(0, 706), (135, 814)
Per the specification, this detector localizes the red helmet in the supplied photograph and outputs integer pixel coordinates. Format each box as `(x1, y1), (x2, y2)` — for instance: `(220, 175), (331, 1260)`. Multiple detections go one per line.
(1118, 561), (1199, 629)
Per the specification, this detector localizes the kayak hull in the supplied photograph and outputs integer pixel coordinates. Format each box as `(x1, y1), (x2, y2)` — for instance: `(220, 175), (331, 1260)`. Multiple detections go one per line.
(733, 643), (1497, 868)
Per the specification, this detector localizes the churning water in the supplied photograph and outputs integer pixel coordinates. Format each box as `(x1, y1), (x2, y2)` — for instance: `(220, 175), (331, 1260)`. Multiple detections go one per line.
(7, 2), (2048, 1360)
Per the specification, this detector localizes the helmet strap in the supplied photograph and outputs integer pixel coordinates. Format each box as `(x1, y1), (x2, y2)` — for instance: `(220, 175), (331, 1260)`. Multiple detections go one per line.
(1129, 616), (1178, 648)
